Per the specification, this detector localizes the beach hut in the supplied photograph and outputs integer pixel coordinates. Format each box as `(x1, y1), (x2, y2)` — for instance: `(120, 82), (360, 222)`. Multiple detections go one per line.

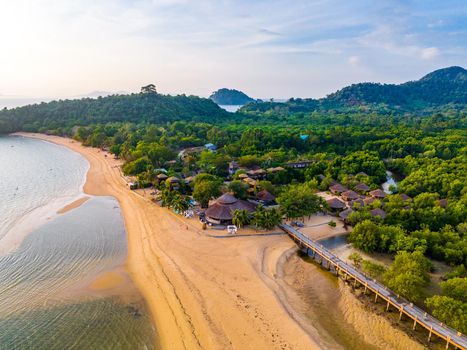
(370, 208), (387, 219)
(354, 183), (370, 193)
(363, 197), (376, 206)
(369, 189), (386, 199)
(256, 189), (276, 205)
(166, 176), (181, 190)
(330, 183), (348, 195)
(349, 198), (365, 209)
(399, 193), (412, 202)
(438, 199), (448, 208)
(205, 193), (257, 225)
(266, 166), (285, 174)
(326, 198), (346, 211)
(339, 208), (354, 222)
(341, 190), (359, 202)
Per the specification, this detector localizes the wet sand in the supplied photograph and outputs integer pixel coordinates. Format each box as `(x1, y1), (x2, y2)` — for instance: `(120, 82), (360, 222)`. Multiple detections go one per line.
(57, 197), (90, 214)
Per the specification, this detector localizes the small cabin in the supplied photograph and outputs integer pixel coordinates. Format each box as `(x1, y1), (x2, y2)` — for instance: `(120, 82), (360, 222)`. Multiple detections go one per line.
(286, 160), (312, 169)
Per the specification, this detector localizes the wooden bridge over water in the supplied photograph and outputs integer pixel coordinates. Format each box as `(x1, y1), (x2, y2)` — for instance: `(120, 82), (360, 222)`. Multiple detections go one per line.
(280, 224), (467, 350)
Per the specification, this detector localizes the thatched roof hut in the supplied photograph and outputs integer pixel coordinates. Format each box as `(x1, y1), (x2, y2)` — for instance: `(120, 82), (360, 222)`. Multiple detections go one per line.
(256, 190), (276, 204)
(355, 183), (370, 193)
(341, 190), (359, 201)
(166, 176), (180, 183)
(330, 183), (348, 195)
(238, 173), (249, 179)
(157, 173), (168, 180)
(326, 198), (346, 210)
(205, 194), (257, 224)
(370, 208), (387, 219)
(339, 208), (354, 220)
(369, 189), (386, 199)
(349, 198), (365, 209)
(399, 193), (412, 202)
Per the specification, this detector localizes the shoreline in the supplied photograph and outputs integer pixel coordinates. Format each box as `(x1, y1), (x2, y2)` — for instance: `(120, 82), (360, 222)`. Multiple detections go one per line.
(17, 133), (321, 350)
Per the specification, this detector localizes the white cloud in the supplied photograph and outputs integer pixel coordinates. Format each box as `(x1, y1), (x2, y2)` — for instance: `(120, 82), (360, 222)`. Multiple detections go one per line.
(421, 47), (440, 60)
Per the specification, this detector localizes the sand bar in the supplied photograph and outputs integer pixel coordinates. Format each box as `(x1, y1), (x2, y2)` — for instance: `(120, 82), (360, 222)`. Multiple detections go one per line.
(57, 196), (90, 214)
(17, 133), (320, 350)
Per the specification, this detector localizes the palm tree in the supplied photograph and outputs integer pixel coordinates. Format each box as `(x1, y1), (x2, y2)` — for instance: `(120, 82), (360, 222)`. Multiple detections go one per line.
(171, 193), (191, 214)
(232, 209), (250, 228)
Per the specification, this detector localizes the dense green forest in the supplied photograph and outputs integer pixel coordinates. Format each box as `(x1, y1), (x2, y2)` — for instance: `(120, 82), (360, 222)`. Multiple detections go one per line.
(0, 67), (466, 332)
(241, 66), (467, 115)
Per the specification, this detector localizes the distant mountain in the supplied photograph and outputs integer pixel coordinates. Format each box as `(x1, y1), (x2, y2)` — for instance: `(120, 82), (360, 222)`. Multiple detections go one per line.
(210, 88), (256, 105)
(241, 66), (467, 115)
(0, 92), (230, 134)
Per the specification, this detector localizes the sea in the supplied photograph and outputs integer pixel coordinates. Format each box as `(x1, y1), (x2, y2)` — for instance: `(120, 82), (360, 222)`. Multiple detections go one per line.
(0, 135), (155, 349)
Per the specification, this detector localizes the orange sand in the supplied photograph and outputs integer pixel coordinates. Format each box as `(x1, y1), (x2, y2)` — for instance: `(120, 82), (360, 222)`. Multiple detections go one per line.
(89, 271), (125, 290)
(18, 133), (320, 350)
(57, 197), (90, 214)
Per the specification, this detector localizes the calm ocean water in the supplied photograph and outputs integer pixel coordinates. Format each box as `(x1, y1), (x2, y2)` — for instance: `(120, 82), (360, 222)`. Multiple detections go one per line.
(0, 136), (155, 349)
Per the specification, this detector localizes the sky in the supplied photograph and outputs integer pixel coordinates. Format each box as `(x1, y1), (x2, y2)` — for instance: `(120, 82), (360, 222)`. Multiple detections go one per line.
(0, 0), (466, 101)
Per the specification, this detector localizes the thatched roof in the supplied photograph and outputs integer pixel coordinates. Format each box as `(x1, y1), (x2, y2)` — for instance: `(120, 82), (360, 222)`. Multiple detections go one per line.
(370, 208), (387, 219)
(238, 173), (249, 179)
(363, 197), (376, 205)
(157, 173), (168, 180)
(166, 176), (180, 183)
(399, 193), (412, 201)
(369, 189), (386, 199)
(205, 194), (257, 221)
(355, 183), (370, 192)
(342, 190), (359, 201)
(330, 183), (348, 194)
(326, 197), (346, 210)
(256, 189), (275, 203)
(349, 198), (365, 209)
(339, 208), (354, 220)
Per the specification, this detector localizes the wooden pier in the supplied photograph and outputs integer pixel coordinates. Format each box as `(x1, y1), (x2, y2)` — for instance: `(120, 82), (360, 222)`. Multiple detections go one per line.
(280, 224), (467, 350)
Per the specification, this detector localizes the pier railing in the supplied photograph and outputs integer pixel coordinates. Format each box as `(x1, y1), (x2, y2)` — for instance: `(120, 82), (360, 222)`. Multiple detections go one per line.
(280, 223), (467, 350)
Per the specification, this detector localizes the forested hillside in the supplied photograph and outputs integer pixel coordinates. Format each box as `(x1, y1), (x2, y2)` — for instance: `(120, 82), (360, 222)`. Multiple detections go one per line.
(241, 66), (467, 115)
(0, 92), (229, 134)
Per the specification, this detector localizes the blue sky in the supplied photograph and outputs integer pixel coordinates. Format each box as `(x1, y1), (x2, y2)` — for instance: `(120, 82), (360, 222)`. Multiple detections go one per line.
(0, 0), (466, 99)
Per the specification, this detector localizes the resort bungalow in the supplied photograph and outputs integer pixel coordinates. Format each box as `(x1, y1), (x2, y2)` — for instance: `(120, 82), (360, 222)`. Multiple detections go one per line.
(247, 168), (267, 180)
(204, 143), (217, 151)
(330, 183), (348, 195)
(156, 173), (169, 183)
(363, 197), (376, 206)
(266, 166), (285, 174)
(399, 193), (412, 202)
(370, 208), (387, 219)
(341, 190), (359, 202)
(354, 182), (370, 193)
(349, 198), (365, 209)
(369, 189), (386, 199)
(166, 176), (181, 190)
(326, 198), (346, 212)
(285, 160), (312, 169)
(339, 208), (354, 222)
(256, 189), (276, 205)
(205, 193), (257, 225)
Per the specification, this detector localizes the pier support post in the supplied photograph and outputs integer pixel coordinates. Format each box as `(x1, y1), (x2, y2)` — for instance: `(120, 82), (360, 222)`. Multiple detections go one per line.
(399, 307), (403, 321)
(374, 293), (378, 302)
(428, 327), (433, 342)
(386, 300), (390, 311)
(413, 318), (417, 330)
(445, 338), (449, 350)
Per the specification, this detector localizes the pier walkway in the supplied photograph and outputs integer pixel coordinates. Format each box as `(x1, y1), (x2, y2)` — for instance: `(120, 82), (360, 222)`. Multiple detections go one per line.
(280, 223), (467, 350)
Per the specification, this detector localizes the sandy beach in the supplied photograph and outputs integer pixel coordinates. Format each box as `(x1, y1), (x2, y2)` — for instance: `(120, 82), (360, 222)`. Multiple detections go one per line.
(17, 133), (322, 350)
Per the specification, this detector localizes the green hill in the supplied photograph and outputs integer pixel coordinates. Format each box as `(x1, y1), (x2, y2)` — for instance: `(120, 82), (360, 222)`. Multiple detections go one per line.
(0, 92), (229, 134)
(209, 88), (255, 105)
(241, 66), (467, 115)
